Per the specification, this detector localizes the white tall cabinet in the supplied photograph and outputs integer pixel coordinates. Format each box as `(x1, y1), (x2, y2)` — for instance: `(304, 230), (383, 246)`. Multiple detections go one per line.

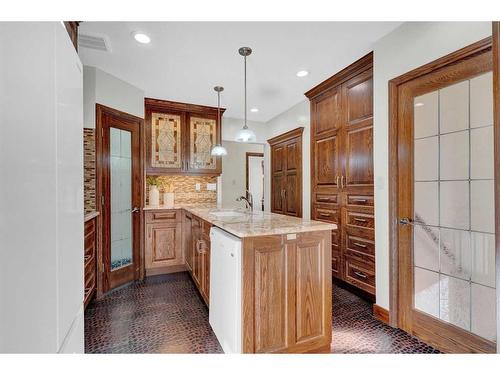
(0, 22), (84, 352)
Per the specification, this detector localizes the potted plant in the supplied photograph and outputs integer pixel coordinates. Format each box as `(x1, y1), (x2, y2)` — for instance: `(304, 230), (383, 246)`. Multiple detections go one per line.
(147, 176), (160, 207)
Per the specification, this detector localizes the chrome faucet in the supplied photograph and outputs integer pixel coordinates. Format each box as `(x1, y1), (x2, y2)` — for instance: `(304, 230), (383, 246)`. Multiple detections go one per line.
(236, 190), (253, 210)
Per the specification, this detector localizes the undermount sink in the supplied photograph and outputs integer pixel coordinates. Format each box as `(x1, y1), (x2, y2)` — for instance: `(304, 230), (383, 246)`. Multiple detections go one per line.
(210, 210), (246, 218)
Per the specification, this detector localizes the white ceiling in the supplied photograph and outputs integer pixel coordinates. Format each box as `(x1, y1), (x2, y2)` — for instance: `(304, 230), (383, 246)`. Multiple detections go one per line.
(78, 22), (401, 122)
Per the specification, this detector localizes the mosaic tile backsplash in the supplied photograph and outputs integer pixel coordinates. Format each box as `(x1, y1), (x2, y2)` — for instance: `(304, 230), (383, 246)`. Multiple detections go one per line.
(84, 128), (96, 214)
(146, 175), (217, 205)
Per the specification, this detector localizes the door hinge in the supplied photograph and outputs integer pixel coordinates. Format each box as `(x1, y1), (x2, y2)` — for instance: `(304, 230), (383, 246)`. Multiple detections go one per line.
(101, 128), (104, 138)
(101, 196), (105, 206)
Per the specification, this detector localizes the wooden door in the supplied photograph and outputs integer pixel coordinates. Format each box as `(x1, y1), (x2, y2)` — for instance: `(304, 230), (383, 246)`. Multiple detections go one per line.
(97, 105), (142, 292)
(268, 127), (304, 218)
(145, 222), (182, 269)
(186, 113), (221, 174)
(392, 40), (495, 353)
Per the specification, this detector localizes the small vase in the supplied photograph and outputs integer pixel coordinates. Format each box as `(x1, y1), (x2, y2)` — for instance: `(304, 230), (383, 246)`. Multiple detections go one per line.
(149, 185), (160, 207)
(163, 192), (175, 208)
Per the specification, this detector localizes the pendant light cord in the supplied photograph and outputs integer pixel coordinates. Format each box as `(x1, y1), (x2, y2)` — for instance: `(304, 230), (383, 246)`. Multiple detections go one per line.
(244, 54), (248, 129)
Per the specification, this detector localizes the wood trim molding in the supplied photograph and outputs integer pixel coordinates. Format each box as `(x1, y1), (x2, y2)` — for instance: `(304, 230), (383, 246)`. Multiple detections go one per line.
(267, 127), (304, 145)
(245, 152), (264, 202)
(373, 304), (390, 325)
(388, 37), (493, 330)
(304, 52), (373, 99)
(492, 22), (500, 354)
(144, 97), (226, 116)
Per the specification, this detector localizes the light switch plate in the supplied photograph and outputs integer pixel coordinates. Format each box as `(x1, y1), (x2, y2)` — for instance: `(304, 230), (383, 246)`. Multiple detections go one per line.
(207, 183), (217, 191)
(195, 183), (201, 192)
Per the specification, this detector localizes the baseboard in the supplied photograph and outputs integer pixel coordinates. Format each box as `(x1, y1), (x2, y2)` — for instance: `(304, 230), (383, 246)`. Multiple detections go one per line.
(373, 304), (390, 325)
(146, 264), (187, 276)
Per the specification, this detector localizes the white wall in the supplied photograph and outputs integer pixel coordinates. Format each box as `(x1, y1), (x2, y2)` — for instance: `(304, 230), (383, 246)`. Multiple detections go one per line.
(220, 141), (264, 208)
(0, 22), (84, 352)
(264, 100), (310, 218)
(373, 22), (492, 310)
(83, 66), (145, 128)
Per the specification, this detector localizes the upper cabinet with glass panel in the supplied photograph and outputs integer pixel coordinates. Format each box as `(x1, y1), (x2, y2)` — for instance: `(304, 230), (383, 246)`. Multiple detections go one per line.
(145, 98), (224, 175)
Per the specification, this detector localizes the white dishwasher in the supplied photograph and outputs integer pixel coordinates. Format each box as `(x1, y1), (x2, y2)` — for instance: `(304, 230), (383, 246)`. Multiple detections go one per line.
(209, 227), (242, 354)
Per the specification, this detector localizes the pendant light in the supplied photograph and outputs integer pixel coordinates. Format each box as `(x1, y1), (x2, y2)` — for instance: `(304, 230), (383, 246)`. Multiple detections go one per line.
(235, 47), (257, 143)
(210, 86), (228, 156)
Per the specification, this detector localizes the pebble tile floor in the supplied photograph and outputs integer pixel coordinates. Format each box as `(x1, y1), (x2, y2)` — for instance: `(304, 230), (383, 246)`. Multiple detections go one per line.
(84, 272), (440, 354)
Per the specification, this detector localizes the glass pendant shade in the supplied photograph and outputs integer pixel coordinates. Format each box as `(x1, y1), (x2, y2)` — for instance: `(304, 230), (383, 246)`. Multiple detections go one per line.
(210, 86), (227, 156)
(235, 127), (256, 142)
(211, 144), (227, 156)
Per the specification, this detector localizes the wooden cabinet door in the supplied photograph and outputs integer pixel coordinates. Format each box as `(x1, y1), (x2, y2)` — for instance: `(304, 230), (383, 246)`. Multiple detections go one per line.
(271, 143), (285, 214)
(145, 222), (182, 269)
(312, 86), (342, 138)
(341, 69), (374, 190)
(283, 138), (302, 217)
(269, 128), (303, 217)
(146, 108), (184, 174)
(200, 233), (211, 305)
(191, 216), (202, 287)
(184, 213), (193, 271)
(186, 114), (221, 174)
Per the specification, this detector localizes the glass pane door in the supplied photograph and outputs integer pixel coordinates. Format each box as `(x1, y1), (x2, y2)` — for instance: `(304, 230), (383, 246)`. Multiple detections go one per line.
(110, 127), (133, 270)
(413, 72), (496, 342)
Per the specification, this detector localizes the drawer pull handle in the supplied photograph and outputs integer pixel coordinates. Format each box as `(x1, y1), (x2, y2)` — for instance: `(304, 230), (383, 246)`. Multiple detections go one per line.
(352, 199), (368, 203)
(319, 213), (331, 217)
(353, 218), (367, 223)
(353, 242), (367, 248)
(317, 197), (331, 202)
(354, 271), (367, 279)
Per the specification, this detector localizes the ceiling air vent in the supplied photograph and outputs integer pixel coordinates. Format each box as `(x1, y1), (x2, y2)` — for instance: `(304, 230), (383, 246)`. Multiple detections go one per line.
(78, 33), (110, 52)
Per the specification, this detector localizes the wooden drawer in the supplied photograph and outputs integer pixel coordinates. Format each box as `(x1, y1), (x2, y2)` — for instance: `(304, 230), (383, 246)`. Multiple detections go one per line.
(313, 206), (338, 223)
(84, 218), (95, 233)
(347, 194), (374, 207)
(145, 209), (180, 223)
(345, 233), (375, 258)
(84, 255), (96, 282)
(315, 193), (338, 205)
(346, 211), (374, 230)
(345, 257), (375, 295)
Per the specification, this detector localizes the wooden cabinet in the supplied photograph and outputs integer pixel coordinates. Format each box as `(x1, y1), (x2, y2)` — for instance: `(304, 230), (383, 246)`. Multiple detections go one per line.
(268, 127), (304, 218)
(145, 98), (224, 176)
(188, 215), (211, 306)
(145, 210), (183, 275)
(84, 216), (97, 308)
(241, 230), (332, 353)
(306, 52), (375, 297)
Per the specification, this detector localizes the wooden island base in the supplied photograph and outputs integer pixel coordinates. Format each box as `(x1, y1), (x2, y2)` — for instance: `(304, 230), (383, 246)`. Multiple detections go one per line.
(241, 230), (332, 353)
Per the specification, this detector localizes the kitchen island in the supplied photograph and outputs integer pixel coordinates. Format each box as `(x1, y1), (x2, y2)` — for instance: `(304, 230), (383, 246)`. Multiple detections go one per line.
(144, 205), (336, 353)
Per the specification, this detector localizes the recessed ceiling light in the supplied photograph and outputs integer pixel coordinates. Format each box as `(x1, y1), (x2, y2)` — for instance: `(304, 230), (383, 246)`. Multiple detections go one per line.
(250, 108), (259, 113)
(414, 102), (424, 107)
(296, 70), (309, 77)
(132, 32), (151, 44)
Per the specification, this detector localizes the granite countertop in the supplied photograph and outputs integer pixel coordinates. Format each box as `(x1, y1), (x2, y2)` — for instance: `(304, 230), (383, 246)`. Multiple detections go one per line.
(84, 211), (100, 222)
(144, 204), (336, 238)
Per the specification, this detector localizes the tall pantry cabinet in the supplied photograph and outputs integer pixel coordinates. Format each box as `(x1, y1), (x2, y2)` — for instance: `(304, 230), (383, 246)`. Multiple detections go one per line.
(305, 53), (375, 297)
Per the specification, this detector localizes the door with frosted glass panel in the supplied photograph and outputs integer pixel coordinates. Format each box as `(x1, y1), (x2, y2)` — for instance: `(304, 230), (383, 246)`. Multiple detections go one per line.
(101, 109), (141, 291)
(397, 48), (496, 353)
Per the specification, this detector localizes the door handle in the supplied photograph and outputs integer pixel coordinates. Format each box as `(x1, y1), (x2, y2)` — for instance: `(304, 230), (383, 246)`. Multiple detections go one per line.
(341, 175), (345, 189)
(399, 217), (413, 226)
(336, 175), (340, 187)
(131, 207), (140, 213)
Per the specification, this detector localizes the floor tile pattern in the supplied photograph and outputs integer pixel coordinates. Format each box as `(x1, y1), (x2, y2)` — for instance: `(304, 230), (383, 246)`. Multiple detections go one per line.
(85, 272), (439, 354)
